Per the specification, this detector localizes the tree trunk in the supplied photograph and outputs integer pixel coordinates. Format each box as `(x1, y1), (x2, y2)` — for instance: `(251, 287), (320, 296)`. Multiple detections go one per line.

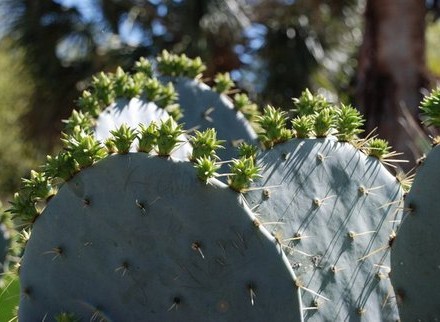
(356, 0), (428, 168)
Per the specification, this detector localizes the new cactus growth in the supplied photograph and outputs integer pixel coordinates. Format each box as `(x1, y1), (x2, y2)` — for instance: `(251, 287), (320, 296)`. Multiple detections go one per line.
(190, 128), (225, 161)
(156, 50), (206, 79)
(233, 93), (260, 124)
(237, 142), (259, 160)
(291, 115), (314, 138)
(213, 72), (234, 94)
(228, 157), (261, 192)
(61, 127), (106, 169)
(292, 89), (330, 116)
(313, 107), (335, 138)
(156, 117), (185, 157)
(257, 105), (292, 148)
(108, 124), (138, 154)
(245, 93), (404, 321)
(73, 56), (185, 160)
(194, 156), (221, 183)
(335, 104), (365, 142)
(137, 122), (158, 153)
(419, 86), (440, 127)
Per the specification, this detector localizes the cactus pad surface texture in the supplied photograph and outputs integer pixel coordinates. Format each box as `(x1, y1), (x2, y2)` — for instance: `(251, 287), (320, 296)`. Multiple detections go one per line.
(390, 144), (440, 321)
(165, 77), (257, 155)
(245, 92), (404, 321)
(157, 51), (258, 162)
(18, 152), (303, 321)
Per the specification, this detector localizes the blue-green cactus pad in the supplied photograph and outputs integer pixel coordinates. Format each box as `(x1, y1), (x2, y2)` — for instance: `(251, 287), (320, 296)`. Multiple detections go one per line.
(163, 77), (257, 160)
(19, 154), (302, 321)
(246, 138), (403, 321)
(391, 145), (440, 321)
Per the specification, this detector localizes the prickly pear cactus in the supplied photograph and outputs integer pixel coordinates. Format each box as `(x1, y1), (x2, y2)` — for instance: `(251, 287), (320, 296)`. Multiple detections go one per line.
(245, 91), (404, 321)
(390, 88), (440, 321)
(12, 122), (303, 320)
(390, 144), (440, 321)
(71, 52), (259, 161)
(156, 51), (259, 161)
(70, 63), (190, 159)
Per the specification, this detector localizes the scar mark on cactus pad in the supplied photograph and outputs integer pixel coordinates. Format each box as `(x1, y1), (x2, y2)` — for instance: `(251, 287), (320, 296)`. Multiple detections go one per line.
(395, 288), (405, 305)
(22, 287), (32, 299)
(216, 299), (230, 313)
(83, 197), (91, 207)
(311, 255), (323, 268)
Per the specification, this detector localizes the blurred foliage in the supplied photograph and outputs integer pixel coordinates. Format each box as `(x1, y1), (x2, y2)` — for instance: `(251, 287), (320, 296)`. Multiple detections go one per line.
(0, 273), (20, 321)
(0, 39), (41, 199)
(0, 0), (364, 144)
(249, 0), (363, 106)
(426, 19), (440, 77)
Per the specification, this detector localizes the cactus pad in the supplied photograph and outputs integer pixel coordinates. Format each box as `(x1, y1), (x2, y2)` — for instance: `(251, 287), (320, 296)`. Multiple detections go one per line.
(245, 138), (403, 321)
(19, 154), (302, 321)
(390, 145), (440, 320)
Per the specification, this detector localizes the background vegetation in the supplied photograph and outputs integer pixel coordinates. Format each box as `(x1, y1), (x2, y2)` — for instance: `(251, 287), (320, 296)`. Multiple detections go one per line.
(0, 0), (439, 201)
